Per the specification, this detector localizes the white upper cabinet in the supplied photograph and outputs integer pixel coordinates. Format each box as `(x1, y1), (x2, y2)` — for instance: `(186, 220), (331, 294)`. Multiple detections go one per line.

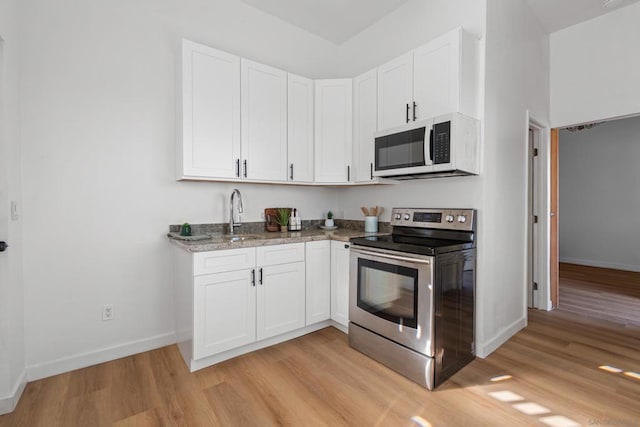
(377, 52), (413, 131)
(287, 73), (314, 183)
(414, 27), (479, 120)
(377, 27), (480, 132)
(353, 68), (378, 183)
(314, 79), (353, 183)
(241, 59), (288, 181)
(179, 40), (240, 179)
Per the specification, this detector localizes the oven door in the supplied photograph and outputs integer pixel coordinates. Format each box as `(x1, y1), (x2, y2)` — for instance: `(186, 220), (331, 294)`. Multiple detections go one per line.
(349, 246), (434, 356)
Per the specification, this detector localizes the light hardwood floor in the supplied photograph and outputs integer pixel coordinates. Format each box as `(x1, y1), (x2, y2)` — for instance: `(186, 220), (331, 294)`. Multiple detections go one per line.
(559, 262), (640, 328)
(2, 265), (639, 426)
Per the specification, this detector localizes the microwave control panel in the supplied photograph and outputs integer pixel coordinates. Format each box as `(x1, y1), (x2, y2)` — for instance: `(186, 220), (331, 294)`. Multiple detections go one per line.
(391, 208), (475, 231)
(432, 121), (451, 164)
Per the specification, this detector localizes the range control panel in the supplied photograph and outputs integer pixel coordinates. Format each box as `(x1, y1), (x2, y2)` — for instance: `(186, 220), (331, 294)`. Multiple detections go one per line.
(390, 208), (475, 231)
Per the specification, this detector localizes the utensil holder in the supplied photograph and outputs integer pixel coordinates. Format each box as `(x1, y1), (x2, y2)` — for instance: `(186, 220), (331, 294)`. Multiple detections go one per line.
(364, 216), (378, 233)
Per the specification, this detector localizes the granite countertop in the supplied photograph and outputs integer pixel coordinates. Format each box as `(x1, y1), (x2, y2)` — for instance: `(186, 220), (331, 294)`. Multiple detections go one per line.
(167, 220), (390, 253)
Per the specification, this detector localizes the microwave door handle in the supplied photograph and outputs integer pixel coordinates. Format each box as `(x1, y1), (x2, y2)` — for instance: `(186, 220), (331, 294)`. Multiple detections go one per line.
(428, 128), (434, 165)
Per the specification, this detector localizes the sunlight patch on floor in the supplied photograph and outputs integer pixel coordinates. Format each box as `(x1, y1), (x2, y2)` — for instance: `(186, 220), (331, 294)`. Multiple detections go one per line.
(410, 415), (433, 427)
(512, 402), (551, 415)
(598, 365), (623, 373)
(490, 374), (513, 382)
(623, 371), (640, 380)
(488, 390), (524, 402)
(539, 415), (581, 427)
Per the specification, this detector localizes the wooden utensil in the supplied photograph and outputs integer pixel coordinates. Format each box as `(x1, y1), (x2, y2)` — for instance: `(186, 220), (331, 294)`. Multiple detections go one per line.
(361, 207), (369, 216)
(377, 207), (384, 217)
(371, 206), (378, 216)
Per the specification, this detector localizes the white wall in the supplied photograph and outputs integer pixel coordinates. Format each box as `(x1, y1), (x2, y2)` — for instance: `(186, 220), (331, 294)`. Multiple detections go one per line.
(0, 0), (26, 414)
(559, 116), (640, 272)
(335, 0), (486, 77)
(550, 2), (640, 128)
(476, 0), (549, 355)
(19, 0), (340, 378)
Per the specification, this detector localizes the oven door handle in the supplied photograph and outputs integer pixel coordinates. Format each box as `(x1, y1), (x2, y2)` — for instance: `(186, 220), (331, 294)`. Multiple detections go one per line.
(351, 247), (431, 265)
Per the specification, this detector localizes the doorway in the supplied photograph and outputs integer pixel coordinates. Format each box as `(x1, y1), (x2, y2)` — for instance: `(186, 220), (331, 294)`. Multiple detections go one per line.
(553, 116), (640, 323)
(527, 117), (552, 310)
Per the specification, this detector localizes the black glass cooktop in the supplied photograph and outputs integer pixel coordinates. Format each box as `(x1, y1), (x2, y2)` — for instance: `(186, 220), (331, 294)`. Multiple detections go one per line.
(350, 234), (474, 256)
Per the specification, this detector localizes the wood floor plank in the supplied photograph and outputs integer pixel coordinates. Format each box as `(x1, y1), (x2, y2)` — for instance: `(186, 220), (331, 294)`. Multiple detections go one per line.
(2, 263), (639, 426)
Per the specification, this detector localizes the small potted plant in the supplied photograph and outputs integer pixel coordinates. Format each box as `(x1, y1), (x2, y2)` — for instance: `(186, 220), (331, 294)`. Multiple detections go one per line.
(180, 222), (192, 236)
(325, 211), (334, 228)
(275, 208), (290, 232)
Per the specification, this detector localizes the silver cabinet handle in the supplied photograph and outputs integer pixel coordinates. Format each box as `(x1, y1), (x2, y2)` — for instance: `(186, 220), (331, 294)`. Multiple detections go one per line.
(251, 269), (256, 286)
(243, 160), (247, 178)
(236, 159), (240, 177)
(290, 164), (294, 180)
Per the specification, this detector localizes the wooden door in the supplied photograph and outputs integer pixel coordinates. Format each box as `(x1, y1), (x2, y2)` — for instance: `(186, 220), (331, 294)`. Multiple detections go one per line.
(550, 129), (559, 308)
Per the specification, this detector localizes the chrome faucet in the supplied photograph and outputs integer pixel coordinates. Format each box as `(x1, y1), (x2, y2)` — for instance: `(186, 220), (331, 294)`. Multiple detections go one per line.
(229, 189), (243, 234)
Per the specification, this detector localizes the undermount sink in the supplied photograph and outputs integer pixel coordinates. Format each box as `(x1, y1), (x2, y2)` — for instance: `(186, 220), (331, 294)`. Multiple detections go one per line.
(211, 234), (260, 243)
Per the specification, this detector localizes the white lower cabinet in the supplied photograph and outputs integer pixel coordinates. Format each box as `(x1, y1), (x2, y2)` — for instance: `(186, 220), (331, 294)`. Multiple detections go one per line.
(257, 261), (306, 340)
(180, 243), (307, 363)
(305, 240), (331, 324)
(193, 268), (256, 359)
(331, 241), (351, 327)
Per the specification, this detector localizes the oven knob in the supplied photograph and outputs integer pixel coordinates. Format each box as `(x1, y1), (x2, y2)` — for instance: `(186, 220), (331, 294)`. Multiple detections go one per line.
(446, 214), (455, 223)
(404, 213), (411, 220)
(457, 215), (467, 223)
(395, 213), (402, 220)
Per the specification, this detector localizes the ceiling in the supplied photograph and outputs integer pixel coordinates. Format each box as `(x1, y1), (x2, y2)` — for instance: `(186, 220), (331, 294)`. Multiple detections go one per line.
(526, 0), (639, 33)
(241, 0), (640, 45)
(240, 0), (409, 45)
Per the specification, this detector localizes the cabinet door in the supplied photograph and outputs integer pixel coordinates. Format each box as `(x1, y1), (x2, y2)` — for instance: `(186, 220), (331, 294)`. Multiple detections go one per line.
(413, 28), (461, 120)
(352, 68), (378, 183)
(193, 269), (256, 359)
(314, 79), (353, 183)
(257, 262), (306, 340)
(330, 241), (350, 327)
(241, 59), (288, 181)
(305, 241), (331, 325)
(180, 40), (240, 179)
(287, 73), (314, 183)
(377, 52), (413, 131)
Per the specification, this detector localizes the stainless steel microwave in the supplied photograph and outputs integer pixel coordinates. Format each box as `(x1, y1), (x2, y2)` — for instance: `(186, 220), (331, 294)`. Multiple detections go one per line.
(372, 113), (480, 179)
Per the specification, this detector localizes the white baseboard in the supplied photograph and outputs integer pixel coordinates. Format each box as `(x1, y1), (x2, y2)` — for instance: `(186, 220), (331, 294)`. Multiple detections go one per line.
(27, 332), (176, 382)
(559, 257), (640, 273)
(476, 316), (527, 358)
(0, 370), (27, 415)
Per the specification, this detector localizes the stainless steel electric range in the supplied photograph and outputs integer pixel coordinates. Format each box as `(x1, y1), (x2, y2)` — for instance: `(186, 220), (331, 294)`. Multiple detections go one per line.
(348, 208), (476, 390)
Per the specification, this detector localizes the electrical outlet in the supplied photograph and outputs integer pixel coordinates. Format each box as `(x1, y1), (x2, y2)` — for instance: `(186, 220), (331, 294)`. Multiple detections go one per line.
(102, 304), (114, 321)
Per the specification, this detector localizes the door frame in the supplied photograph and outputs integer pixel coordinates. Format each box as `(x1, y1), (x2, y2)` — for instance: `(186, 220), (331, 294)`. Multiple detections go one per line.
(526, 112), (553, 311)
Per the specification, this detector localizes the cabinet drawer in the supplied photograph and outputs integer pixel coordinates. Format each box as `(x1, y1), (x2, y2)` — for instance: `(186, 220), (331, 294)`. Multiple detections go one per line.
(257, 242), (304, 267)
(193, 248), (256, 276)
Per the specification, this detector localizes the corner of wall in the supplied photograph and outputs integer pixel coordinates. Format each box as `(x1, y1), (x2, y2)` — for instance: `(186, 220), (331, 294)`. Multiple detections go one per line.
(0, 370), (26, 415)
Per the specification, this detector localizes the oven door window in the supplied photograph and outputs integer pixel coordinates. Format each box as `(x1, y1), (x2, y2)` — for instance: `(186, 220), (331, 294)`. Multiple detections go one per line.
(357, 258), (419, 329)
